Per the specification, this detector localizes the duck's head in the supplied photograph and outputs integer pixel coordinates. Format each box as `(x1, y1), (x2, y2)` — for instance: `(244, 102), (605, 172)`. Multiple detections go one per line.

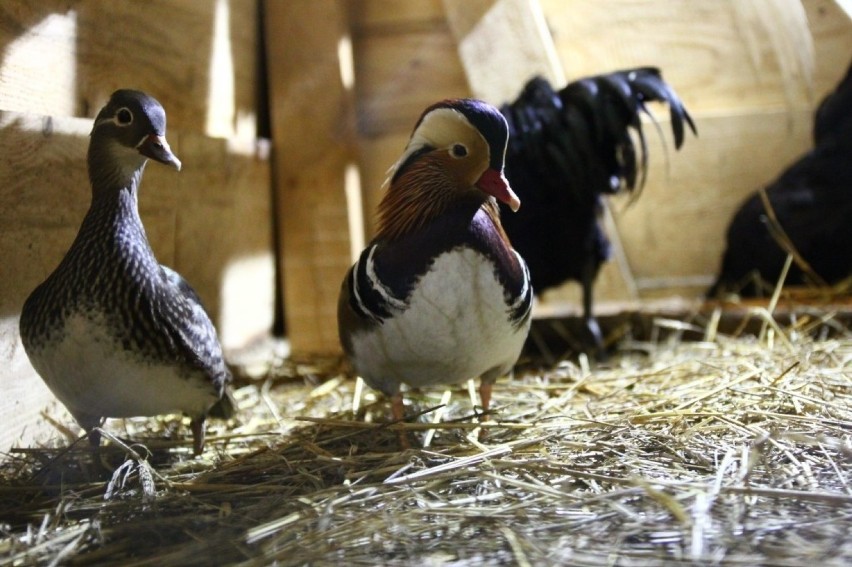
(377, 99), (520, 240)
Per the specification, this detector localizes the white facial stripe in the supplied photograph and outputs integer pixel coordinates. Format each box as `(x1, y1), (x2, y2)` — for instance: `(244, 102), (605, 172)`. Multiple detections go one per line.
(93, 112), (135, 130)
(134, 135), (149, 149)
(388, 107), (485, 183)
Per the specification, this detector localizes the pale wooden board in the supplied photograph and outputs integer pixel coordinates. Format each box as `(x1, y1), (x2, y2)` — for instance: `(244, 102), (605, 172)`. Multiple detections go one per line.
(352, 0), (473, 244)
(445, 0), (566, 103)
(445, 0), (850, 312)
(0, 110), (273, 450)
(444, 0), (640, 309)
(353, 19), (471, 137)
(618, 109), (814, 287)
(357, 132), (409, 238)
(539, 0), (852, 114)
(264, 0), (357, 354)
(351, 0), (446, 30)
(0, 0), (259, 138)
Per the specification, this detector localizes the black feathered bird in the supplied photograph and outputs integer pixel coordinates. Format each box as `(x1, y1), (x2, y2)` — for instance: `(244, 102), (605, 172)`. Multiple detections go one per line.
(708, 62), (852, 298)
(499, 67), (696, 350)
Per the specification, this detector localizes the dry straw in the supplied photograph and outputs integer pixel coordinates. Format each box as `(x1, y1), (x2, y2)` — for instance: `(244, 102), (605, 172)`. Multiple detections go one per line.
(1, 298), (850, 566)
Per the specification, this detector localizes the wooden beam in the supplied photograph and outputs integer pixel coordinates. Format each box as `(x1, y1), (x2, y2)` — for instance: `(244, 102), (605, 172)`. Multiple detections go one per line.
(264, 0), (357, 354)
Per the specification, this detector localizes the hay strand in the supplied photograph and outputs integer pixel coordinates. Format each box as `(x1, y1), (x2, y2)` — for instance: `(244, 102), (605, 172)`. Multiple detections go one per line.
(0, 302), (850, 565)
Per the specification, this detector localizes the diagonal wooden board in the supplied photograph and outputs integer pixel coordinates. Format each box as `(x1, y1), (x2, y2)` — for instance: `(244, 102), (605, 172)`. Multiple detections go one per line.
(442, 0), (640, 309)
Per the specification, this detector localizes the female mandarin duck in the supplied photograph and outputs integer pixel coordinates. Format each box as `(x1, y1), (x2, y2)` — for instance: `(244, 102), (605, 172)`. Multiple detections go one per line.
(338, 98), (532, 427)
(19, 90), (233, 455)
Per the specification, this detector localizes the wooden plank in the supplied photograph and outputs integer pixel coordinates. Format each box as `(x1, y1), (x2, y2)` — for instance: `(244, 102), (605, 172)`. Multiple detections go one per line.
(615, 108), (814, 294)
(264, 0), (356, 354)
(0, 111), (86, 452)
(539, 0), (852, 114)
(447, 0), (850, 309)
(353, 1), (472, 240)
(444, 0), (565, 103)
(0, 110), (273, 450)
(540, 108), (815, 306)
(0, 0), (259, 138)
(351, 0), (446, 32)
(354, 23), (470, 137)
(0, 1), (78, 118)
(834, 0), (852, 19)
(805, 0), (852, 95)
(357, 132), (408, 237)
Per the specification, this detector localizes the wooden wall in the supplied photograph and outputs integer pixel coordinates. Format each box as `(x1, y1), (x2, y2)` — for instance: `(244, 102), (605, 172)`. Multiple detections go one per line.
(0, 0), (274, 450)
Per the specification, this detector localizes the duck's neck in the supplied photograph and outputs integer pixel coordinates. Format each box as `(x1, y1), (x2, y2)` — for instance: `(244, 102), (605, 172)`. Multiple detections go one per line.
(87, 137), (148, 199)
(78, 156), (153, 262)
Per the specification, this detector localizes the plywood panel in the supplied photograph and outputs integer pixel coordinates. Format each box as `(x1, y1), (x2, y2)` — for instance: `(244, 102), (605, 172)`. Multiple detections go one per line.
(356, 132), (405, 237)
(444, 0), (640, 310)
(0, 0), (259, 138)
(352, 0), (445, 31)
(446, 0), (850, 313)
(619, 109), (814, 288)
(539, 0), (851, 114)
(542, 108), (815, 307)
(445, 0), (565, 103)
(354, 24), (470, 137)
(264, 0), (356, 354)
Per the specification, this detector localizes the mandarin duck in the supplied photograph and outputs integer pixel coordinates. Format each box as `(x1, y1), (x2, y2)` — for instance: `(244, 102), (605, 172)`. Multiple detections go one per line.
(19, 90), (233, 455)
(338, 99), (532, 429)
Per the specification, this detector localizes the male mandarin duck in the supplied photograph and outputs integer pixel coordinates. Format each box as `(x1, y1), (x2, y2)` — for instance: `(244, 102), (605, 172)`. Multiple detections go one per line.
(19, 90), (233, 455)
(338, 98), (533, 426)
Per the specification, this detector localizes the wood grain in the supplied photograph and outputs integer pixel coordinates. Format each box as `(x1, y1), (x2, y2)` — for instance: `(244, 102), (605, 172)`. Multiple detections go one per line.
(354, 19), (470, 137)
(445, 0), (566, 103)
(264, 0), (357, 354)
(0, 0), (259, 137)
(539, 0), (851, 113)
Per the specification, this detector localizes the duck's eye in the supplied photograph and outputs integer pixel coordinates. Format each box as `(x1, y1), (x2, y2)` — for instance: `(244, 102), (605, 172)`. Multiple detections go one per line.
(450, 143), (468, 158)
(115, 108), (133, 126)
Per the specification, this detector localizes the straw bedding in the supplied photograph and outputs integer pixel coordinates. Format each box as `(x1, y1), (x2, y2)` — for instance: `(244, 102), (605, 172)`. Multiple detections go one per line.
(0, 304), (850, 566)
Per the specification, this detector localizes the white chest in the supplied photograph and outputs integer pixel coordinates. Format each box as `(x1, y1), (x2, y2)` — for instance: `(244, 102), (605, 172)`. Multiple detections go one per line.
(350, 248), (529, 394)
(27, 311), (216, 421)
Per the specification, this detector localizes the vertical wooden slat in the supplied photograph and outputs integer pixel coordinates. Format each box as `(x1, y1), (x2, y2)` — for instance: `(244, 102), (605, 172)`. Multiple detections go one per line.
(264, 0), (356, 354)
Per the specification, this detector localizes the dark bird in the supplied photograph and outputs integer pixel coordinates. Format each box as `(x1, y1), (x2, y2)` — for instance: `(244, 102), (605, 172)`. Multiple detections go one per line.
(338, 99), (532, 428)
(19, 89), (233, 455)
(709, 62), (852, 297)
(499, 68), (696, 350)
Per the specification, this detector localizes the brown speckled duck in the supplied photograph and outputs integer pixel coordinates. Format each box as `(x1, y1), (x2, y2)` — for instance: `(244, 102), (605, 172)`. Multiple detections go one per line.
(19, 89), (233, 455)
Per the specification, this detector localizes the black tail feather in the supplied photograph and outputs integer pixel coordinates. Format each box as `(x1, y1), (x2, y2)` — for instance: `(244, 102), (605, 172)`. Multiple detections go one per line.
(499, 66), (696, 334)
